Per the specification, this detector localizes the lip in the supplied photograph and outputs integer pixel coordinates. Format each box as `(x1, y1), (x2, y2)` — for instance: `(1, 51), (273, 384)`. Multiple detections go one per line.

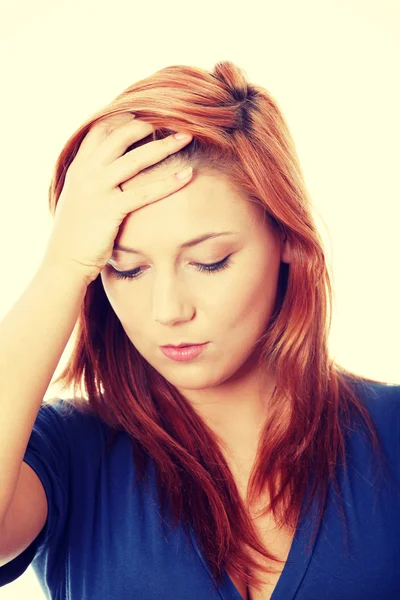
(160, 343), (209, 362)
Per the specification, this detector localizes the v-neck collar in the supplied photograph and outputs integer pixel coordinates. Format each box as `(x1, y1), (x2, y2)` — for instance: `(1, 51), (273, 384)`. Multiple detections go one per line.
(189, 483), (323, 600)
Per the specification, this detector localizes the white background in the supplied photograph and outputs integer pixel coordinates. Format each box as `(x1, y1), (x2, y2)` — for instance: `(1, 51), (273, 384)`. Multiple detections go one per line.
(0, 0), (399, 597)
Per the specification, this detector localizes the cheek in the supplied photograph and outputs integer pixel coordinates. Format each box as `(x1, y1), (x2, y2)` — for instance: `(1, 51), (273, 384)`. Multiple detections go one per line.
(217, 257), (281, 328)
(201, 278), (251, 334)
(101, 276), (139, 325)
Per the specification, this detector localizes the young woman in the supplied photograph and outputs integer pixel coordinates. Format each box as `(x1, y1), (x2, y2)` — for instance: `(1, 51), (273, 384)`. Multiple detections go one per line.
(0, 61), (399, 600)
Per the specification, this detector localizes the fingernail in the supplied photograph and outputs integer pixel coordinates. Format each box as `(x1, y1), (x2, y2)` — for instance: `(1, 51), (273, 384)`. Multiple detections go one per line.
(176, 167), (193, 180)
(174, 132), (192, 141)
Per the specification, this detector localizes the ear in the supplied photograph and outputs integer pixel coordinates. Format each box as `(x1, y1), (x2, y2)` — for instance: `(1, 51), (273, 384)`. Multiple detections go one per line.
(280, 230), (291, 264)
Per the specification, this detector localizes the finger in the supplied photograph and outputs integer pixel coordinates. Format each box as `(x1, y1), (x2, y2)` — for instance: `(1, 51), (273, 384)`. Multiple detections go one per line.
(118, 168), (193, 216)
(96, 117), (155, 165)
(73, 113), (134, 162)
(106, 132), (193, 190)
(74, 113), (144, 167)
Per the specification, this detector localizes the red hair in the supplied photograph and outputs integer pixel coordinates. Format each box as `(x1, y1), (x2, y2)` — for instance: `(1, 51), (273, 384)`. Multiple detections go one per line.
(47, 61), (387, 590)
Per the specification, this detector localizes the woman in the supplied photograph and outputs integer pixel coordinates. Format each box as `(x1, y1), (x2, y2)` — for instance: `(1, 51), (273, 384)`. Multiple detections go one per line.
(0, 61), (399, 600)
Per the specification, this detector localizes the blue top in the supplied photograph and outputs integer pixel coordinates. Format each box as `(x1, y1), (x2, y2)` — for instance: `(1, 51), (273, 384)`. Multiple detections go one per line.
(1, 380), (400, 599)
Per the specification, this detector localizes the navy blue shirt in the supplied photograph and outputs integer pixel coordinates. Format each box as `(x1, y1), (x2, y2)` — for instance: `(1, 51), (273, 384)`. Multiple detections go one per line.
(1, 381), (400, 599)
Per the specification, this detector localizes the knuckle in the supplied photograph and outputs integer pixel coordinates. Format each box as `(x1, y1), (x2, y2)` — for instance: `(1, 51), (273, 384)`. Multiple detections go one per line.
(142, 187), (154, 203)
(130, 155), (140, 172)
(140, 188), (151, 203)
(100, 113), (132, 132)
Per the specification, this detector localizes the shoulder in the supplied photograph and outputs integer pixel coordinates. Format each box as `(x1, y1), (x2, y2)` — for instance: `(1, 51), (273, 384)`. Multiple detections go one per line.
(36, 397), (116, 450)
(349, 379), (400, 424)
(345, 379), (400, 471)
(41, 396), (93, 414)
(40, 396), (104, 421)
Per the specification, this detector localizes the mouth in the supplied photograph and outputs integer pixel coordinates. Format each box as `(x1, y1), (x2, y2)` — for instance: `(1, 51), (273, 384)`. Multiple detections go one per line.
(161, 342), (207, 348)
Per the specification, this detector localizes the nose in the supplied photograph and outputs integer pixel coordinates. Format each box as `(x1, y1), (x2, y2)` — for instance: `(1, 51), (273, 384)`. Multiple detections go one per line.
(152, 276), (195, 326)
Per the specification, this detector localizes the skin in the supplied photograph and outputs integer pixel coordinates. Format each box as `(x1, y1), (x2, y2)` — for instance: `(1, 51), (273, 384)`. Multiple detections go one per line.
(100, 167), (291, 472)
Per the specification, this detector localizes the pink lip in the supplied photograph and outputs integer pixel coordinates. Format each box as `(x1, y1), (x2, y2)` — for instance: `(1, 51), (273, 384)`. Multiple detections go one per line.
(160, 343), (208, 362)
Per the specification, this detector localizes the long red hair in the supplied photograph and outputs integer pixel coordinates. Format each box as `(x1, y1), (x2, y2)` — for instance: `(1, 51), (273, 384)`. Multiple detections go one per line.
(46, 61), (388, 590)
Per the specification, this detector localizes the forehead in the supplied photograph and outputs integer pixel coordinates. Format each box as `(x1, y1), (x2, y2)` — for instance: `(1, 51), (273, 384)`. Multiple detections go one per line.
(122, 168), (265, 229)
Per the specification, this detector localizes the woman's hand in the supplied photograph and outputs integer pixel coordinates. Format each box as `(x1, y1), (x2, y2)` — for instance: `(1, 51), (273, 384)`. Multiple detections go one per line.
(42, 113), (193, 284)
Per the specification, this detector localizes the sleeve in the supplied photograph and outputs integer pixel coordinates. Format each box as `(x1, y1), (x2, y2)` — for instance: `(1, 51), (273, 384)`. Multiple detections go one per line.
(0, 400), (71, 587)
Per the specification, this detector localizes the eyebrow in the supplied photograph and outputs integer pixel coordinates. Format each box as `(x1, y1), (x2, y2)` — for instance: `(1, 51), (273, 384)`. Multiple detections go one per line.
(113, 231), (239, 255)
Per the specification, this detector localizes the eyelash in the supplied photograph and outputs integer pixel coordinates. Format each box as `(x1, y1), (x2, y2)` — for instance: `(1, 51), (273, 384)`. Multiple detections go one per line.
(110, 255), (232, 281)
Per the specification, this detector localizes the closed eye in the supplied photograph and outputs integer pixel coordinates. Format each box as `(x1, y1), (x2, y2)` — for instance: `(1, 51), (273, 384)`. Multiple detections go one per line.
(108, 255), (233, 281)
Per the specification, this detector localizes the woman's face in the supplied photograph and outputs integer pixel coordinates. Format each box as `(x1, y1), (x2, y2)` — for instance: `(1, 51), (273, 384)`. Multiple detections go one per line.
(100, 168), (290, 397)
